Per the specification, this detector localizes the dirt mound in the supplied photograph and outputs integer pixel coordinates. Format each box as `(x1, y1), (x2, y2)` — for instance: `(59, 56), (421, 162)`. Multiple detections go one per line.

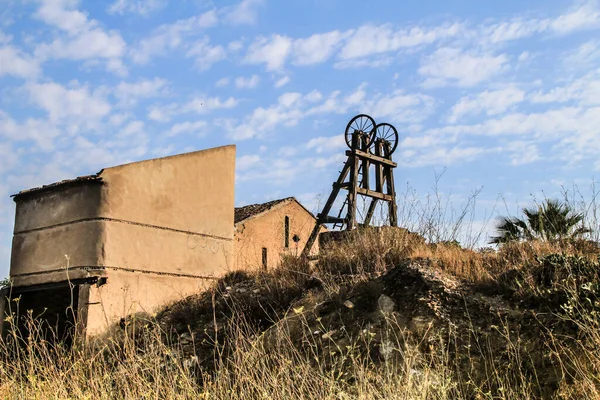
(135, 250), (599, 398)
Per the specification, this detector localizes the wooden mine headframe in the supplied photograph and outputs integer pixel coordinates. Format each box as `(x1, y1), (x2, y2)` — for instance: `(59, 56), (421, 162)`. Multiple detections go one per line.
(302, 114), (398, 257)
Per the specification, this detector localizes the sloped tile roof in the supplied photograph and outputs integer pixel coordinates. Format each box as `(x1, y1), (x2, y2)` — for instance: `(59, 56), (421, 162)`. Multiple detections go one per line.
(234, 197), (295, 223)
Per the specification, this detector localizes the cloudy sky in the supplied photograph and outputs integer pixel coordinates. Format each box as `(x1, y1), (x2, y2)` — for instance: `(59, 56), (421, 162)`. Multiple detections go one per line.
(1, 0), (599, 277)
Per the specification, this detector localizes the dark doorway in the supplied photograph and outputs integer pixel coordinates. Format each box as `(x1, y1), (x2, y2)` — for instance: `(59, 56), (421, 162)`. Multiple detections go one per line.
(284, 216), (290, 248)
(262, 247), (268, 269)
(2, 282), (84, 347)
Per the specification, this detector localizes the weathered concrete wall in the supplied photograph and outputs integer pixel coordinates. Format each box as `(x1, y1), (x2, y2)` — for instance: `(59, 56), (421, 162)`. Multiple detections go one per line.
(234, 200), (324, 270)
(99, 145), (235, 240)
(10, 184), (104, 279)
(85, 270), (212, 336)
(98, 145), (235, 277)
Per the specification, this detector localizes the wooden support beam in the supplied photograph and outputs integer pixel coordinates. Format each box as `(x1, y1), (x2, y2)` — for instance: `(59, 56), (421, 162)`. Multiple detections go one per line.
(356, 187), (394, 201)
(374, 142), (383, 193)
(384, 142), (398, 227)
(346, 151), (359, 230)
(302, 158), (352, 257)
(346, 149), (397, 167)
(334, 182), (350, 190)
(317, 216), (346, 224)
(364, 198), (378, 226)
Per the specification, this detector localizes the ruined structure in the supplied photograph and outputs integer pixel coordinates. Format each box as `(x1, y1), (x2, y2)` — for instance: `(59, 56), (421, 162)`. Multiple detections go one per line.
(1, 145), (236, 338)
(234, 197), (325, 270)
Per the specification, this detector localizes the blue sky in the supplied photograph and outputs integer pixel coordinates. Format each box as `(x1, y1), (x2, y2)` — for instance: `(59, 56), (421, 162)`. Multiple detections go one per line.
(1, 0), (599, 277)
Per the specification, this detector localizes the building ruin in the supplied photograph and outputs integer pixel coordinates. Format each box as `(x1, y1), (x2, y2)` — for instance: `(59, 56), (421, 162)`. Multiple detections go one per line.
(0, 144), (327, 340)
(1, 145), (236, 338)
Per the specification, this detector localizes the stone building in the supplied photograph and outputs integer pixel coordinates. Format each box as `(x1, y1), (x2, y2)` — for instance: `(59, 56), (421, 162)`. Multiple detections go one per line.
(234, 197), (324, 270)
(1, 145), (236, 338)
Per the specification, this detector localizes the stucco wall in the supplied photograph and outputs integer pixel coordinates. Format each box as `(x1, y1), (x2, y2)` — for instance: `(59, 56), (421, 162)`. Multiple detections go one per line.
(98, 145), (236, 276)
(10, 145), (235, 281)
(11, 184), (104, 278)
(99, 145), (235, 240)
(234, 200), (324, 270)
(85, 270), (212, 336)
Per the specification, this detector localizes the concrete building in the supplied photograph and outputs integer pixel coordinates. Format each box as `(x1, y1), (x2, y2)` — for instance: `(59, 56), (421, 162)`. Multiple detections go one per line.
(1, 145), (236, 338)
(234, 197), (324, 270)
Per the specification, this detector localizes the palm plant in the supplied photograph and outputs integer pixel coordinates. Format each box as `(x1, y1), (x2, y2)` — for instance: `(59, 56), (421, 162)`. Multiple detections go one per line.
(490, 199), (590, 244)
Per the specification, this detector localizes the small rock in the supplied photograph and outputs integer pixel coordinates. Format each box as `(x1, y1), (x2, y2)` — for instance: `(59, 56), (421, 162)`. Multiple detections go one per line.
(343, 300), (355, 309)
(225, 286), (232, 291)
(322, 329), (337, 340)
(378, 294), (396, 313)
(237, 288), (247, 293)
(253, 289), (260, 294)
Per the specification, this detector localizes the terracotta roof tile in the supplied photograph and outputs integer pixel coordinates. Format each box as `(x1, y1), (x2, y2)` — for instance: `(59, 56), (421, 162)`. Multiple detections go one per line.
(234, 197), (294, 223)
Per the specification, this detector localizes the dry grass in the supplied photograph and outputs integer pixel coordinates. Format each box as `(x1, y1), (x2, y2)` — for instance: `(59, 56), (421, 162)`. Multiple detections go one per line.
(2, 227), (600, 398)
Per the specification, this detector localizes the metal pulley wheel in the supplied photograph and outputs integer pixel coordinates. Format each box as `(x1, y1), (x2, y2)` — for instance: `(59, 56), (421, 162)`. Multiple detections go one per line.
(370, 123), (399, 155)
(344, 114), (376, 149)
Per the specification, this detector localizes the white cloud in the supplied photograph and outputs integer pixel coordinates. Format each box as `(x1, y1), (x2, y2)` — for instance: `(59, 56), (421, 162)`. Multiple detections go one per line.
(333, 56), (393, 69)
(222, 0), (264, 26)
(185, 36), (226, 71)
(549, 1), (600, 34)
(106, 58), (128, 77)
(480, 2), (600, 43)
(367, 90), (435, 123)
(119, 120), (145, 136)
(482, 19), (544, 44)
(0, 142), (18, 173)
(274, 76), (290, 88)
(130, 10), (218, 64)
(419, 47), (509, 87)
(26, 81), (111, 122)
(224, 86), (433, 140)
(244, 34), (293, 71)
(292, 31), (349, 65)
(339, 23), (463, 60)
(34, 0), (89, 34)
(237, 154), (261, 169)
(449, 87), (525, 123)
(0, 111), (60, 151)
(401, 146), (496, 168)
(114, 78), (168, 107)
(167, 121), (207, 137)
(505, 140), (541, 165)
(235, 75), (260, 89)
(563, 40), (600, 70)
(107, 0), (165, 16)
(34, 0), (126, 68)
(427, 106), (600, 164)
(35, 29), (126, 61)
(306, 135), (345, 153)
(0, 45), (40, 78)
(529, 70), (600, 106)
(240, 3), (600, 71)
(235, 153), (346, 184)
(215, 77), (230, 87)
